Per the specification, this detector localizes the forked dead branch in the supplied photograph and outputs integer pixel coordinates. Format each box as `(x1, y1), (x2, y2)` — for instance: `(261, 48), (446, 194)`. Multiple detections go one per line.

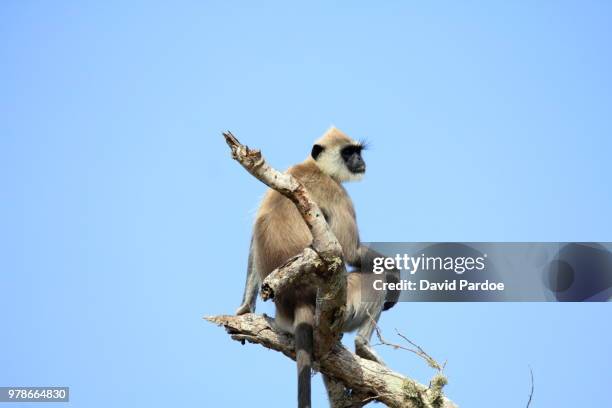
(205, 131), (457, 408)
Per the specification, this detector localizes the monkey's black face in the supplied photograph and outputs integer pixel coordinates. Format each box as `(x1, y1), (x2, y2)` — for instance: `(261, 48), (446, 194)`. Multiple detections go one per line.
(341, 145), (365, 174)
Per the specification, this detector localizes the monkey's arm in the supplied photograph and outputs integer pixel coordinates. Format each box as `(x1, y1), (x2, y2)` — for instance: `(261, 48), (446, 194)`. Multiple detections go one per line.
(236, 237), (260, 315)
(353, 245), (401, 310)
(350, 245), (388, 269)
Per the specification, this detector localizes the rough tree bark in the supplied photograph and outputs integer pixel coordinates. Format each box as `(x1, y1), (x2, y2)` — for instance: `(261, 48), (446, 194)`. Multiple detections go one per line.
(205, 132), (457, 408)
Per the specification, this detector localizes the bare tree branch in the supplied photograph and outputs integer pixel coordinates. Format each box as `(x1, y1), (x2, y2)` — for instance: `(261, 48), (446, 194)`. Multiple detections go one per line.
(323, 375), (368, 408)
(370, 318), (444, 372)
(205, 314), (457, 408)
(259, 248), (321, 302)
(526, 367), (534, 408)
(212, 132), (457, 408)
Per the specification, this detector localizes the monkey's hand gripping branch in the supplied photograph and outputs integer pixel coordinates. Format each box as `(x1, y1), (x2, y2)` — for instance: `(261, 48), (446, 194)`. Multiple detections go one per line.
(223, 131), (345, 357)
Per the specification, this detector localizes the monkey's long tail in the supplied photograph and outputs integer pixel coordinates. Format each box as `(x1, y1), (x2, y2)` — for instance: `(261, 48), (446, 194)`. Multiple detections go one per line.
(294, 304), (314, 408)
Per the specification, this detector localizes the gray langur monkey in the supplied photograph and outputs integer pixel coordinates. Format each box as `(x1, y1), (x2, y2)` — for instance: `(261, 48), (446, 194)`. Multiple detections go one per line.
(235, 127), (399, 408)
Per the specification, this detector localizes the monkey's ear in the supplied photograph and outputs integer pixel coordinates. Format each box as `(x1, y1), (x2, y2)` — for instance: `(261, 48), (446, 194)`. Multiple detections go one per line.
(311, 144), (324, 160)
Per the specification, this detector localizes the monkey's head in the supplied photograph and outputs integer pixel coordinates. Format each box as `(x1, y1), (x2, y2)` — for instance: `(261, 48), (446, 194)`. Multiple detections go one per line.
(310, 127), (366, 182)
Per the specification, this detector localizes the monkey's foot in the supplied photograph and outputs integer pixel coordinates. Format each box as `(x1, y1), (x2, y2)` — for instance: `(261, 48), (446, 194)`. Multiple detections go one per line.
(355, 337), (385, 365)
(235, 302), (254, 316)
(262, 314), (282, 333)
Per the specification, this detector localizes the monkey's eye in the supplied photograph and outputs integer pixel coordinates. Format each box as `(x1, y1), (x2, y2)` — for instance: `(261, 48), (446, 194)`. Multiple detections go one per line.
(341, 145), (362, 160)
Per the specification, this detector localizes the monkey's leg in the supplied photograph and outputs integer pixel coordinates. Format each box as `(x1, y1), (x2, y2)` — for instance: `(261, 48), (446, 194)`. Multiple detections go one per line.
(354, 269), (401, 364)
(235, 238), (260, 315)
(354, 304), (384, 365)
(345, 272), (386, 365)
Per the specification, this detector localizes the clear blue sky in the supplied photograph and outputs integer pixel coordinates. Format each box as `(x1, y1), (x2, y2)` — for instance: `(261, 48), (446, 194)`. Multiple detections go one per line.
(1, 1), (611, 407)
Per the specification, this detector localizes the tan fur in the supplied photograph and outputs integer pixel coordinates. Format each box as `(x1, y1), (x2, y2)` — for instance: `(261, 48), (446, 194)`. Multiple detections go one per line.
(237, 128), (392, 406)
(254, 158), (360, 331)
